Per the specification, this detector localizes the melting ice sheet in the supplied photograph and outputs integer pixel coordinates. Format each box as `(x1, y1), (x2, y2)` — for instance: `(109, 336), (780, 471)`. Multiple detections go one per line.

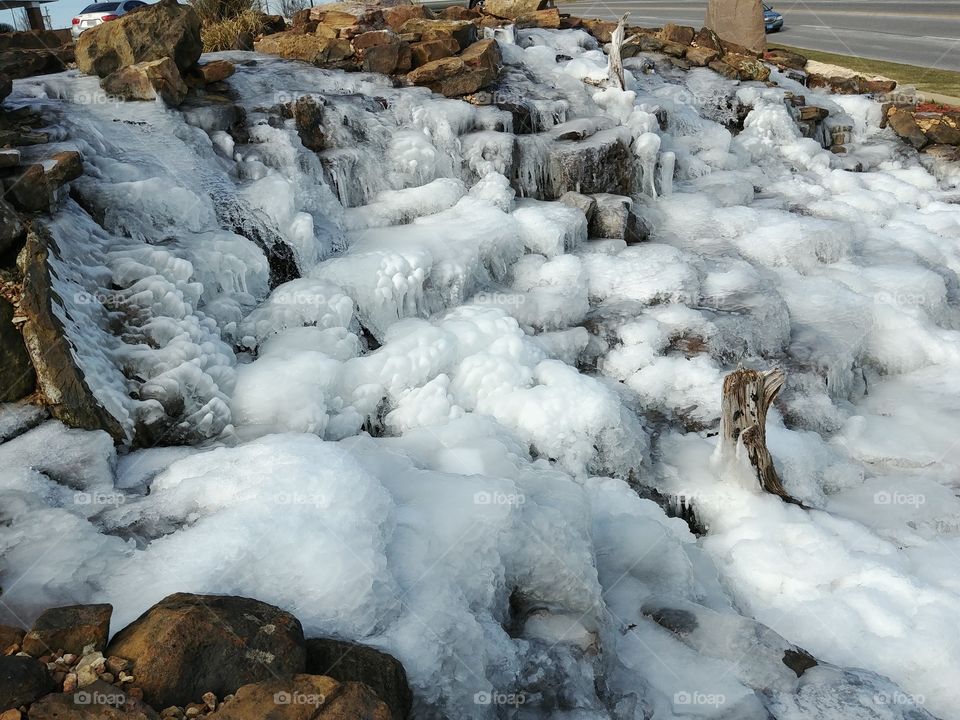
(2, 29), (960, 720)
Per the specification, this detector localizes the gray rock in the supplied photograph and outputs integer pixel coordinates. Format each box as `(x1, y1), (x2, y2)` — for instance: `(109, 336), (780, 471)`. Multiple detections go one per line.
(589, 193), (648, 243)
(0, 655), (54, 711)
(559, 191), (596, 223)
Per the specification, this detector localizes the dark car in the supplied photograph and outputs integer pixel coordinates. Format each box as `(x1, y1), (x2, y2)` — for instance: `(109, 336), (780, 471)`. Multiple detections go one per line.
(764, 3), (783, 32)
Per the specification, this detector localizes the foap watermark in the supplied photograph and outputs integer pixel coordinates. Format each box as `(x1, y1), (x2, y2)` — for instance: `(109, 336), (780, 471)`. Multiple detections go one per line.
(874, 290), (929, 308)
(674, 691), (726, 708)
(74, 689), (127, 707)
(74, 491), (126, 507)
(873, 490), (925, 507)
(473, 691), (526, 707)
(474, 490), (525, 506)
(473, 291), (526, 307)
(273, 291), (334, 307)
(274, 690), (326, 706)
(272, 491), (326, 507)
(874, 690), (925, 707)
(74, 290), (130, 307)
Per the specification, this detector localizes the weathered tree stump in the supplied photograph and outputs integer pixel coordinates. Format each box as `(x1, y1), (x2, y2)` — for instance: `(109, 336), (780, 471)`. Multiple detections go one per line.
(607, 13), (629, 90)
(720, 366), (804, 506)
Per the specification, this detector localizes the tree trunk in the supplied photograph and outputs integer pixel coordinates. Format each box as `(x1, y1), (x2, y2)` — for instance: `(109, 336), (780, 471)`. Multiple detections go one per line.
(720, 366), (804, 505)
(607, 13), (629, 90)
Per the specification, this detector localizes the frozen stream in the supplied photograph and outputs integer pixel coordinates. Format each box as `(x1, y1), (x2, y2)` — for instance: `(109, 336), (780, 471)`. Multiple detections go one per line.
(2, 26), (960, 720)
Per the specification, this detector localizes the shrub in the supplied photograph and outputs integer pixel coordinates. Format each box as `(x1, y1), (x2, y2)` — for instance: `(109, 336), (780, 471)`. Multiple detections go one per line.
(200, 8), (267, 52)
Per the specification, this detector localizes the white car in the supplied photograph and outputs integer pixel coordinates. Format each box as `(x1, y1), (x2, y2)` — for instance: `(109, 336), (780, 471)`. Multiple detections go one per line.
(71, 0), (149, 40)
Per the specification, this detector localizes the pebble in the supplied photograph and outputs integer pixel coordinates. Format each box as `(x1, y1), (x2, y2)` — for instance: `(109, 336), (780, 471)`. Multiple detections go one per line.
(61, 653), (78, 666)
(99, 672), (115, 683)
(160, 709), (183, 719)
(106, 655), (130, 675)
(119, 671), (135, 684)
(0, 710), (21, 720)
(184, 707), (201, 719)
(202, 692), (216, 710)
(3, 644), (19, 656)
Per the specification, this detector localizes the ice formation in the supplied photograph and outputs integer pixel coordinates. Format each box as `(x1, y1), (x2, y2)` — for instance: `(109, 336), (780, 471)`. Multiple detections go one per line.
(2, 24), (959, 720)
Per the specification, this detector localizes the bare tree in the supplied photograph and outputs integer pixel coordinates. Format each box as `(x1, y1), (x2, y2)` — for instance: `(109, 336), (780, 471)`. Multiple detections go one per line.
(275, 0), (308, 18)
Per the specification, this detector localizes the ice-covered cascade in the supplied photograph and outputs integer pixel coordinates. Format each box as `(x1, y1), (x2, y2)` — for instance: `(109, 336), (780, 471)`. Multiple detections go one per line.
(3, 19), (960, 720)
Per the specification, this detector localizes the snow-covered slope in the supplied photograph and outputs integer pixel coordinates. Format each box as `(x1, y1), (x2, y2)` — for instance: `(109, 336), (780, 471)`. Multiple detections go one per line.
(2, 26), (960, 720)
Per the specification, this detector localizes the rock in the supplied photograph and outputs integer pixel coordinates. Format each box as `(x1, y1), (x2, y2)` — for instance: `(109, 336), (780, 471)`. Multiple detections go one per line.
(410, 38), (458, 68)
(685, 46), (718, 66)
(106, 593), (306, 709)
(514, 8), (560, 29)
(18, 225), (126, 439)
(621, 33), (664, 57)
(0, 48), (71, 80)
(923, 143), (960, 162)
(660, 41), (687, 58)
(0, 73), (9, 103)
(691, 26), (721, 51)
(0, 196), (24, 262)
(197, 60), (235, 83)
(4, 164), (49, 213)
(798, 105), (829, 122)
(101, 57), (188, 106)
(21, 605), (112, 658)
(309, 3), (384, 32)
(354, 32), (404, 73)
(305, 639), (411, 720)
(659, 23), (694, 45)
(0, 297), (34, 403)
(558, 191), (596, 223)
(353, 29), (396, 49)
(0, 630), (23, 655)
(708, 58), (738, 80)
(75, 0), (202, 78)
(515, 127), (633, 199)
(407, 38), (500, 97)
(28, 679), (159, 719)
(724, 52), (770, 81)
(254, 32), (355, 66)
(292, 95), (325, 151)
(764, 47), (806, 70)
(75, 652), (106, 688)
(0, 656), (54, 711)
(213, 674), (390, 720)
(483, 0), (546, 20)
(580, 18), (617, 43)
(808, 74), (896, 96)
(915, 112), (960, 145)
(887, 109), (929, 149)
(397, 18), (476, 50)
(590, 193), (648, 243)
(0, 150), (19, 169)
(438, 6), (479, 21)
(382, 3), (431, 30)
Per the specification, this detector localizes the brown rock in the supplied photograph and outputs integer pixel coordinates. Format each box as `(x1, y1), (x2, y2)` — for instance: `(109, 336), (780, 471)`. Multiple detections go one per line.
(106, 593), (306, 709)
(21, 604), (112, 658)
(764, 47), (806, 70)
(360, 41), (402, 74)
(353, 29), (398, 50)
(685, 46), (718, 66)
(410, 38), (457, 68)
(692, 26), (721, 52)
(915, 113), (960, 145)
(0, 73), (9, 103)
(75, 0), (202, 77)
(382, 3), (432, 30)
(0, 631), (22, 656)
(514, 8), (560, 29)
(213, 675), (389, 720)
(724, 52), (770, 81)
(659, 23), (694, 45)
(483, 0), (546, 20)
(197, 60), (235, 83)
(0, 196), (24, 263)
(580, 18), (617, 43)
(621, 33), (664, 57)
(398, 18), (476, 50)
(0, 656), (54, 711)
(28, 679), (159, 719)
(798, 106), (829, 122)
(923, 143), (960, 162)
(101, 57), (188, 106)
(292, 95), (325, 151)
(254, 32), (355, 66)
(438, 6), (479, 21)
(309, 3), (384, 31)
(887, 109), (929, 150)
(661, 41), (687, 58)
(305, 639), (411, 720)
(0, 297), (34, 402)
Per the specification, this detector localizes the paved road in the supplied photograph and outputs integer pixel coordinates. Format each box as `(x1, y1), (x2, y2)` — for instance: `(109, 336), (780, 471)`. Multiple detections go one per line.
(559, 0), (960, 72)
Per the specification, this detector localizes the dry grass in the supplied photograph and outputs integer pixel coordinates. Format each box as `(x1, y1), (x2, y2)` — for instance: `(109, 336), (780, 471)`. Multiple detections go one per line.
(200, 8), (267, 52)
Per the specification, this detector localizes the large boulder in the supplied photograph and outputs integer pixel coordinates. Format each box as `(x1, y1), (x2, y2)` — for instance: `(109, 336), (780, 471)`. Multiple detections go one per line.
(406, 38), (500, 97)
(5, 151), (83, 214)
(0, 297), (34, 403)
(382, 3), (431, 30)
(101, 57), (188, 106)
(21, 604), (113, 657)
(28, 679), (159, 719)
(106, 593), (307, 709)
(75, 0), (202, 78)
(0, 655), (54, 711)
(254, 32), (355, 67)
(18, 225), (126, 440)
(305, 639), (411, 720)
(213, 675), (390, 720)
(704, 0), (766, 54)
(483, 0), (547, 20)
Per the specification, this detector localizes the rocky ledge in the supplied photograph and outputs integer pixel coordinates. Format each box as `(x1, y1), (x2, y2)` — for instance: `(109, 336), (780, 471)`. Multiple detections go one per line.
(0, 594), (411, 719)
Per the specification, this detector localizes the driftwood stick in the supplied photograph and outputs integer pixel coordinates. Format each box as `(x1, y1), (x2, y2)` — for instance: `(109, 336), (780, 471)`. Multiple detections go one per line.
(608, 12), (629, 90)
(720, 366), (804, 506)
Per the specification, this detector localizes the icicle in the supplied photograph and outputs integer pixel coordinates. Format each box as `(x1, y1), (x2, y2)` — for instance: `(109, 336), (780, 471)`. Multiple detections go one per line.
(657, 151), (675, 196)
